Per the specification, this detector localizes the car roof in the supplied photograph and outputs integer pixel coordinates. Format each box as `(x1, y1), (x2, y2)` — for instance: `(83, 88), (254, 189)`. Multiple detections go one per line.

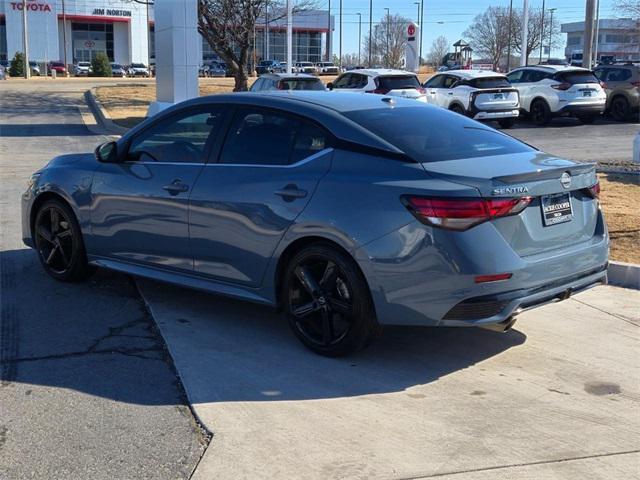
(350, 68), (417, 77)
(260, 73), (320, 80)
(511, 65), (591, 73)
(440, 69), (506, 79)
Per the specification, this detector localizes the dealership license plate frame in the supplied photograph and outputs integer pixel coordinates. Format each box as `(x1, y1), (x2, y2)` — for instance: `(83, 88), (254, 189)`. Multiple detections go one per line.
(541, 192), (573, 226)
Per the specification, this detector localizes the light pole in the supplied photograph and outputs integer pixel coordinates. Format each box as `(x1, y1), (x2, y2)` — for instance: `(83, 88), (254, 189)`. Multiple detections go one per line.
(548, 8), (556, 62)
(286, 0), (292, 73)
(384, 7), (390, 68)
(357, 12), (362, 66)
(368, 0), (373, 67)
(339, 0), (343, 67)
(62, 0), (68, 74)
(414, 1), (420, 65)
(21, 0), (30, 79)
(506, 0), (513, 71)
(520, 0), (529, 67)
(326, 0), (330, 61)
(593, 0), (600, 65)
(539, 0), (545, 63)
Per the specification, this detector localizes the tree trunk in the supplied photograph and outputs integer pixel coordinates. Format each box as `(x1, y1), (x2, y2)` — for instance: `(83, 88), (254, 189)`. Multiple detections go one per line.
(233, 69), (249, 92)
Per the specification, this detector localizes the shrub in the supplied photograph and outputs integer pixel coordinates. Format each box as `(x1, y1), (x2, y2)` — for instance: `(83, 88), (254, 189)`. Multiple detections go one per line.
(90, 52), (112, 77)
(9, 52), (25, 77)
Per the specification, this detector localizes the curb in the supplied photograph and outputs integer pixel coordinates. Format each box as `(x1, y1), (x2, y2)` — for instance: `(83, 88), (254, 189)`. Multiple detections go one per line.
(608, 261), (640, 290)
(84, 88), (130, 136)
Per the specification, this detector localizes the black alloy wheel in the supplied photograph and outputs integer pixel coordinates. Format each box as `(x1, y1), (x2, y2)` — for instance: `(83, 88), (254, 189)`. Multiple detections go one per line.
(283, 244), (380, 356)
(610, 96), (631, 122)
(34, 200), (92, 282)
(531, 100), (551, 126)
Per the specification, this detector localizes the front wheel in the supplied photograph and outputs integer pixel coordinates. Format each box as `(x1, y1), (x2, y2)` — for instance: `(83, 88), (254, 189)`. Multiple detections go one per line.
(609, 96), (631, 122)
(283, 244), (380, 356)
(33, 199), (93, 282)
(530, 100), (552, 126)
(498, 118), (516, 129)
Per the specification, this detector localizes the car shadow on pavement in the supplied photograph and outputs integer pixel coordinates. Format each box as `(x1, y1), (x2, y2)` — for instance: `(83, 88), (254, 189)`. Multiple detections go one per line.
(0, 124), (98, 137)
(138, 279), (527, 404)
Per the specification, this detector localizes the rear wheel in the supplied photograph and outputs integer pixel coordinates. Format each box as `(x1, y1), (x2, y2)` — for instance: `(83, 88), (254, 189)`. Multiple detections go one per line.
(530, 100), (552, 126)
(577, 115), (596, 124)
(449, 104), (466, 116)
(498, 118), (516, 129)
(33, 199), (93, 282)
(610, 96), (631, 122)
(283, 244), (380, 356)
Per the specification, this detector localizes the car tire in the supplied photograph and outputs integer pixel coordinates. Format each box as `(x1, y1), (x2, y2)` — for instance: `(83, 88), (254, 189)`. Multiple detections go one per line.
(449, 104), (466, 116)
(610, 96), (631, 122)
(498, 118), (516, 129)
(282, 243), (381, 357)
(577, 115), (596, 124)
(530, 100), (552, 126)
(33, 199), (93, 282)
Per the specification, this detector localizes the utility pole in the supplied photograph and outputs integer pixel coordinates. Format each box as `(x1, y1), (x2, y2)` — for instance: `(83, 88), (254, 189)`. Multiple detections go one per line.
(384, 7), (390, 68)
(62, 0), (68, 75)
(593, 0), (600, 65)
(357, 12), (362, 66)
(419, 0), (424, 64)
(326, 0), (330, 61)
(539, 0), (545, 63)
(583, 0), (596, 69)
(414, 1), (420, 64)
(368, 0), (372, 67)
(506, 0), (513, 71)
(146, 1), (151, 69)
(286, 0), (292, 73)
(520, 0), (529, 66)
(548, 8), (556, 61)
(339, 0), (343, 67)
(265, 1), (270, 60)
(21, 0), (30, 78)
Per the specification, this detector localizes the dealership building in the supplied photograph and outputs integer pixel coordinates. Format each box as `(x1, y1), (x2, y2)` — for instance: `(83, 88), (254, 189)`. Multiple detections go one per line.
(0, 0), (333, 66)
(561, 18), (640, 62)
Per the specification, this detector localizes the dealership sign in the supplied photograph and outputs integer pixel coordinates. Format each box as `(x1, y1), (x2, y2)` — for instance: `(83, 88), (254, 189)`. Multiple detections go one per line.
(92, 8), (132, 17)
(10, 1), (52, 12)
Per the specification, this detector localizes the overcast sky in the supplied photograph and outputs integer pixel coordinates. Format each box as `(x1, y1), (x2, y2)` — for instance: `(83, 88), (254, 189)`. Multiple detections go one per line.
(324, 0), (621, 58)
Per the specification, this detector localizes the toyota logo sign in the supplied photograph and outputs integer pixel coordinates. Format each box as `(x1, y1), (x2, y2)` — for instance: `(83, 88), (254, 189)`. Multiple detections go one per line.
(408, 24), (416, 36)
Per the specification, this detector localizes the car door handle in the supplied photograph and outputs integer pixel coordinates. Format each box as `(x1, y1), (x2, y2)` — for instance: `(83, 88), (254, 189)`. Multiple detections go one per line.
(274, 184), (307, 202)
(162, 179), (190, 195)
(448, 92), (453, 95)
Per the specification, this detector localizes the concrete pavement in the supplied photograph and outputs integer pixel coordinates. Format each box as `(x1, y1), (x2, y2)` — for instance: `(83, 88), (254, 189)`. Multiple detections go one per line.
(0, 82), (207, 478)
(138, 280), (640, 480)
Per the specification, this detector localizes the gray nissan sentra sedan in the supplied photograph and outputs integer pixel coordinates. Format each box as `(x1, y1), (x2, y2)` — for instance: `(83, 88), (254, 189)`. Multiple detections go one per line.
(22, 92), (609, 356)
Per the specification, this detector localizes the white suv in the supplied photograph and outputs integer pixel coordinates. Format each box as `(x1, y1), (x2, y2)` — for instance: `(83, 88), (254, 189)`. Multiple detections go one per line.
(328, 69), (427, 102)
(423, 70), (520, 128)
(506, 65), (606, 125)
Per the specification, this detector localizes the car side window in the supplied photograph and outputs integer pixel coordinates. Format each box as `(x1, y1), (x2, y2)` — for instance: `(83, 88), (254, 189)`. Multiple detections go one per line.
(442, 75), (458, 88)
(219, 108), (328, 166)
(525, 70), (548, 83)
(608, 68), (631, 82)
(506, 70), (523, 83)
(333, 73), (352, 88)
(128, 107), (227, 163)
(424, 75), (444, 88)
(352, 74), (368, 88)
(593, 68), (606, 81)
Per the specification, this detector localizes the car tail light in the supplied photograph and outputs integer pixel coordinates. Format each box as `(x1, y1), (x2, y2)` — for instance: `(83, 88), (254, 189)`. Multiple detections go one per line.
(402, 196), (533, 231)
(417, 87), (426, 94)
(551, 82), (572, 90)
(631, 81), (640, 88)
(366, 88), (390, 94)
(475, 273), (513, 283)
(586, 181), (600, 199)
(599, 81), (607, 89)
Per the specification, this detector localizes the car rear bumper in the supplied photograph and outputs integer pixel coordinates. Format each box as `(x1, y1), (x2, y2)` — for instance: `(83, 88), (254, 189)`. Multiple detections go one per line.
(472, 109), (520, 120)
(556, 103), (605, 116)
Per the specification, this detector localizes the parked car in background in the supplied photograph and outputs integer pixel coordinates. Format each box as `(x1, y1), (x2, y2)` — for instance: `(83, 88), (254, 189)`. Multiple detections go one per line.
(22, 92), (608, 356)
(29, 61), (41, 76)
(128, 63), (150, 77)
(256, 60), (282, 75)
(423, 70), (520, 128)
(506, 65), (606, 125)
(250, 73), (326, 92)
(48, 61), (67, 76)
(294, 62), (317, 74)
(539, 58), (569, 66)
(207, 62), (227, 78)
(593, 63), (640, 122)
(73, 61), (92, 76)
(328, 69), (427, 102)
(110, 63), (127, 77)
(316, 62), (339, 75)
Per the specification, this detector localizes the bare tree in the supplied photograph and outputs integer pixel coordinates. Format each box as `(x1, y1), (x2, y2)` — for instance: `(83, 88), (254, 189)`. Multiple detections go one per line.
(198, 0), (315, 91)
(510, 7), (561, 63)
(463, 7), (511, 70)
(362, 14), (411, 68)
(615, 0), (640, 16)
(426, 35), (449, 67)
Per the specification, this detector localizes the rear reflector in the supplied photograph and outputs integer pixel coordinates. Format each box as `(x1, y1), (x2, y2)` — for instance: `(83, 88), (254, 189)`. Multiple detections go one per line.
(402, 196), (533, 231)
(586, 181), (600, 199)
(474, 273), (513, 283)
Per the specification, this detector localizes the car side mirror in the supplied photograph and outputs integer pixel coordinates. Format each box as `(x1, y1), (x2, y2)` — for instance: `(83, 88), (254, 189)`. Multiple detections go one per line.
(95, 141), (119, 163)
(327, 82), (334, 90)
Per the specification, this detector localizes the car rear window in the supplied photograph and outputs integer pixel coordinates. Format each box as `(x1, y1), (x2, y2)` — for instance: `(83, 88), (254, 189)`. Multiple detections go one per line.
(376, 75), (421, 90)
(343, 106), (532, 163)
(277, 79), (325, 91)
(467, 77), (511, 88)
(555, 71), (599, 84)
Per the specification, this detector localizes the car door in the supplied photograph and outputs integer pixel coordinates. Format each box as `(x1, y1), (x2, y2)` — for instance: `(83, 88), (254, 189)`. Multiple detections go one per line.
(507, 69), (532, 110)
(331, 73), (353, 91)
(423, 74), (445, 104)
(189, 106), (332, 287)
(89, 106), (229, 271)
(435, 75), (458, 107)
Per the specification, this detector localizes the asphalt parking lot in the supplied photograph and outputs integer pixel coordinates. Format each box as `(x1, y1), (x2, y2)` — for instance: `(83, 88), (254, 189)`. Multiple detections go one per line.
(1, 80), (639, 479)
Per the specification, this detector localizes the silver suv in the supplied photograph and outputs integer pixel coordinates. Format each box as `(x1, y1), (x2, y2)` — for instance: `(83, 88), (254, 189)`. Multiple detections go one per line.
(593, 63), (640, 122)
